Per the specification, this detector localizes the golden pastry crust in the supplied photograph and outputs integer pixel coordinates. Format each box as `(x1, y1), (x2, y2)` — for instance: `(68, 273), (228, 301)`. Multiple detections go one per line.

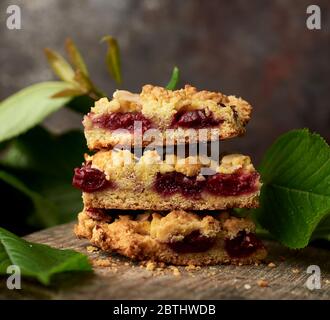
(83, 85), (252, 149)
(83, 189), (260, 211)
(74, 209), (267, 266)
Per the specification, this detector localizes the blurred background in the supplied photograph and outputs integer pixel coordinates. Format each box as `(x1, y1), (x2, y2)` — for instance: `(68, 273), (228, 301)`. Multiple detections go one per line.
(0, 0), (329, 234)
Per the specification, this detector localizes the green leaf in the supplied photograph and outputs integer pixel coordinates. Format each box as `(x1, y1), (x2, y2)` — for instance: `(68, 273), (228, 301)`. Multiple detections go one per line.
(312, 214), (330, 241)
(1, 127), (85, 178)
(0, 227), (92, 285)
(0, 127), (86, 226)
(0, 243), (11, 272)
(44, 49), (76, 84)
(166, 66), (180, 90)
(0, 82), (73, 143)
(65, 38), (89, 76)
(253, 129), (330, 248)
(0, 170), (59, 227)
(102, 35), (122, 85)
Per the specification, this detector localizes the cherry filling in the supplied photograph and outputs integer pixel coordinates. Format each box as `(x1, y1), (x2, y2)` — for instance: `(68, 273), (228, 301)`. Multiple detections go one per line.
(167, 231), (215, 253)
(92, 112), (152, 133)
(154, 172), (206, 199)
(72, 163), (113, 193)
(171, 109), (221, 128)
(153, 171), (259, 198)
(206, 171), (259, 196)
(225, 231), (263, 258)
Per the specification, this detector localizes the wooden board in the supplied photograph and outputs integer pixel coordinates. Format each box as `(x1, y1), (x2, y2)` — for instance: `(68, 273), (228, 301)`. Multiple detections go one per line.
(0, 222), (329, 300)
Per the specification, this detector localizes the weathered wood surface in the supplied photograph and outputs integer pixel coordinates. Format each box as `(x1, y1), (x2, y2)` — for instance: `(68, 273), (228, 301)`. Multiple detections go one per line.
(0, 222), (329, 300)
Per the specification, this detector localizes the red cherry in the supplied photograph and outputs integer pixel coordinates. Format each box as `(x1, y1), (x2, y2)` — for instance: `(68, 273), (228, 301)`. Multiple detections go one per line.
(225, 231), (264, 258)
(92, 112), (152, 132)
(72, 163), (112, 192)
(171, 110), (221, 128)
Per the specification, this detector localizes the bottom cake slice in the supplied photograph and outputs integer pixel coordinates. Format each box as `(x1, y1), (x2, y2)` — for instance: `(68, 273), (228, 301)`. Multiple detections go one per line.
(75, 208), (267, 266)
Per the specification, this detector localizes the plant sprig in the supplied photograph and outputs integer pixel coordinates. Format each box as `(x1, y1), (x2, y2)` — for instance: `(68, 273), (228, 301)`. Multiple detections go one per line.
(45, 36), (123, 100)
(166, 66), (180, 90)
(101, 36), (122, 86)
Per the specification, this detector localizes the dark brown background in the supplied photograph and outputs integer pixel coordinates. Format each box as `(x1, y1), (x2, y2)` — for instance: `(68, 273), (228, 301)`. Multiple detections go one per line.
(1, 0), (329, 163)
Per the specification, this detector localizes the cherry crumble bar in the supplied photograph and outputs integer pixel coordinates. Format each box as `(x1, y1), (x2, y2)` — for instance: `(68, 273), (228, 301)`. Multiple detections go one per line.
(75, 208), (267, 266)
(74, 83), (267, 266)
(73, 150), (262, 211)
(83, 85), (252, 149)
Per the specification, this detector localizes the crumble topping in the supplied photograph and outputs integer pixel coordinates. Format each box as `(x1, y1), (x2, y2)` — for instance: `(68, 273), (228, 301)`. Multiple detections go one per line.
(88, 85), (252, 130)
(149, 210), (221, 243)
(174, 156), (202, 177)
(92, 91), (141, 114)
(81, 209), (254, 244)
(222, 216), (256, 239)
(93, 97), (120, 113)
(217, 154), (255, 174)
(88, 149), (256, 180)
(91, 149), (136, 181)
(113, 90), (141, 106)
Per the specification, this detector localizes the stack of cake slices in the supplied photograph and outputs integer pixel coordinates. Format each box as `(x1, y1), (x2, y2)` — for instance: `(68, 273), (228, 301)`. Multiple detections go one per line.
(73, 85), (267, 266)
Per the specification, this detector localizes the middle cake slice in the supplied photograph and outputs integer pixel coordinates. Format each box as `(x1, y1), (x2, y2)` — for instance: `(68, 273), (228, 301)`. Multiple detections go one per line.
(73, 150), (261, 211)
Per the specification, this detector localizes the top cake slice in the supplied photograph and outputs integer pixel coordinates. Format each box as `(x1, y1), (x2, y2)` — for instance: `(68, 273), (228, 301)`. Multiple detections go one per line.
(83, 85), (252, 149)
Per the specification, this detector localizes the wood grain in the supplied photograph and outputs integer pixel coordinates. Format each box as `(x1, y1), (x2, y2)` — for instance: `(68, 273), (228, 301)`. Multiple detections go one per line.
(0, 222), (329, 300)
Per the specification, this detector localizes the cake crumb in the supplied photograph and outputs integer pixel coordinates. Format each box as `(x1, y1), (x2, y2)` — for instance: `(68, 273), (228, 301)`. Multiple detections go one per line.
(86, 245), (99, 253)
(257, 279), (269, 287)
(93, 258), (111, 267)
(146, 261), (156, 271)
(292, 268), (300, 274)
(185, 264), (197, 272)
(173, 269), (181, 277)
(169, 266), (181, 276)
(244, 284), (251, 290)
(268, 262), (276, 268)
